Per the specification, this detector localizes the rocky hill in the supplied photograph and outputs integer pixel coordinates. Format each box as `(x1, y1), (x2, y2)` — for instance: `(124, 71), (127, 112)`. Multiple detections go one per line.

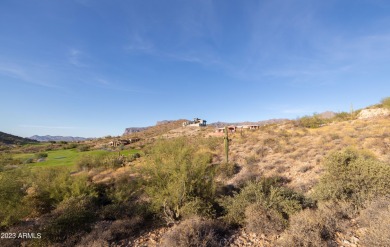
(123, 119), (187, 138)
(122, 127), (150, 135)
(0, 131), (38, 145)
(123, 120), (183, 136)
(358, 108), (390, 119)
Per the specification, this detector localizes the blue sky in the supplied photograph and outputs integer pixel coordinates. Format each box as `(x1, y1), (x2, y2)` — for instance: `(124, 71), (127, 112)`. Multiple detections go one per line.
(1, 0), (390, 137)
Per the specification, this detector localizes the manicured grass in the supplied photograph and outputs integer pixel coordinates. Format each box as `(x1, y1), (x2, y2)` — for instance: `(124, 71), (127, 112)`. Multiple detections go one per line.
(14, 149), (140, 168)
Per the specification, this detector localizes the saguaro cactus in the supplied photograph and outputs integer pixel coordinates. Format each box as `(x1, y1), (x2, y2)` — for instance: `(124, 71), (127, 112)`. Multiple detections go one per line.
(224, 126), (229, 163)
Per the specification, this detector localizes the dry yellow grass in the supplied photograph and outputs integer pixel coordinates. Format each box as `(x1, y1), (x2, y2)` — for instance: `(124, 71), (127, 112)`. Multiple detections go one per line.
(212, 116), (390, 193)
(90, 115), (390, 195)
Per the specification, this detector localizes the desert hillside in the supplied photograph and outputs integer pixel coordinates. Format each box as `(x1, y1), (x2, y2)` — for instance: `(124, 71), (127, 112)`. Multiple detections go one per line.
(1, 99), (390, 247)
(0, 131), (38, 146)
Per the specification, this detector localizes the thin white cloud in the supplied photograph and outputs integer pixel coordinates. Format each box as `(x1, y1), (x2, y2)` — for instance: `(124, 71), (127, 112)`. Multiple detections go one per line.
(0, 64), (25, 78)
(124, 33), (223, 68)
(96, 77), (111, 86)
(0, 61), (62, 88)
(163, 50), (223, 67)
(68, 48), (88, 67)
(124, 34), (154, 53)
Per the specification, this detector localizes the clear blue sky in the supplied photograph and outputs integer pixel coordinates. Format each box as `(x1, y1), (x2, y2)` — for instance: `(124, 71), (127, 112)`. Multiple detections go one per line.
(1, 0), (390, 137)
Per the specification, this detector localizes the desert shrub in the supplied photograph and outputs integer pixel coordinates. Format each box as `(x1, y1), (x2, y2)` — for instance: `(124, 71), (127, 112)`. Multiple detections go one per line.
(0, 167), (97, 228)
(161, 216), (229, 247)
(106, 176), (143, 204)
(127, 152), (141, 162)
(358, 197), (390, 246)
(219, 177), (313, 226)
(0, 169), (29, 228)
(42, 196), (97, 244)
(64, 143), (78, 149)
(245, 203), (286, 235)
(217, 162), (238, 178)
(100, 175), (151, 221)
(28, 167), (97, 204)
(22, 184), (55, 217)
(76, 153), (125, 170)
(78, 145), (90, 152)
(0, 153), (20, 169)
(0, 166), (101, 236)
(277, 203), (342, 247)
(313, 148), (390, 208)
(200, 136), (221, 151)
(298, 114), (327, 128)
(77, 217), (144, 246)
(143, 137), (216, 223)
(34, 152), (48, 159)
(101, 155), (125, 168)
(381, 96), (390, 108)
(333, 111), (351, 121)
(76, 154), (102, 170)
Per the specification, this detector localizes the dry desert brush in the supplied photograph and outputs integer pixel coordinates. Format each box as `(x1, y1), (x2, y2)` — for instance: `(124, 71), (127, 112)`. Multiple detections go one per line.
(143, 137), (217, 224)
(313, 148), (390, 208)
(161, 216), (230, 247)
(219, 177), (314, 234)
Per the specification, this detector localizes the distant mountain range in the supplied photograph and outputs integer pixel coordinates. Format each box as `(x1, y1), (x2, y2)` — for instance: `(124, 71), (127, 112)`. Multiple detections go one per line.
(0, 131), (38, 145)
(29, 135), (90, 142)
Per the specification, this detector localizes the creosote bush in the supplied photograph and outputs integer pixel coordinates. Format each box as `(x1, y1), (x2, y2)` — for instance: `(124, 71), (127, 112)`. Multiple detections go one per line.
(76, 153), (125, 170)
(161, 216), (229, 247)
(0, 167), (96, 229)
(245, 203), (286, 235)
(219, 177), (313, 229)
(42, 196), (97, 244)
(298, 114), (327, 128)
(77, 217), (144, 246)
(217, 162), (238, 179)
(77, 145), (90, 152)
(0, 153), (20, 171)
(313, 148), (390, 208)
(277, 203), (343, 247)
(0, 169), (29, 228)
(143, 137), (216, 223)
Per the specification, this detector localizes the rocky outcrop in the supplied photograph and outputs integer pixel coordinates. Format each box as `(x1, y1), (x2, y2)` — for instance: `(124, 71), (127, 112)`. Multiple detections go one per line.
(358, 108), (390, 119)
(123, 127), (150, 135)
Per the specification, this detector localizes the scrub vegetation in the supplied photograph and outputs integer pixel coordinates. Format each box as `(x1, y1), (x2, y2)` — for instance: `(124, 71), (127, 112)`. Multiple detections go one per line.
(1, 98), (390, 246)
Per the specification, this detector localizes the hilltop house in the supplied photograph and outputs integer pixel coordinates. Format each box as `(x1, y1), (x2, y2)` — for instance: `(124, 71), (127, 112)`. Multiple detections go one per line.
(183, 118), (207, 127)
